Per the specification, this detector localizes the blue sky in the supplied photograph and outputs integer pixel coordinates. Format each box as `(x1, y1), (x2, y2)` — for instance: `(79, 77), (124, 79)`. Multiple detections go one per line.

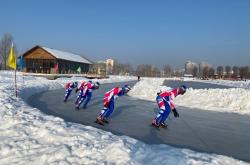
(0, 0), (250, 69)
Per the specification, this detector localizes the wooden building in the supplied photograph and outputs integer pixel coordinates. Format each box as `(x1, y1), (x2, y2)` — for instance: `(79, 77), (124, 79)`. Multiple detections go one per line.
(23, 45), (92, 74)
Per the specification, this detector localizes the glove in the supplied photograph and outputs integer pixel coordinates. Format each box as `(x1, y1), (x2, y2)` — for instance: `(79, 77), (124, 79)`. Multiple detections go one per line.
(75, 89), (79, 93)
(172, 108), (179, 118)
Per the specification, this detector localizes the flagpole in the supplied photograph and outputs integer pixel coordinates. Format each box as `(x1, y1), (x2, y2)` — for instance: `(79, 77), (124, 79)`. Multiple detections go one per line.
(15, 69), (17, 97)
(23, 72), (24, 85)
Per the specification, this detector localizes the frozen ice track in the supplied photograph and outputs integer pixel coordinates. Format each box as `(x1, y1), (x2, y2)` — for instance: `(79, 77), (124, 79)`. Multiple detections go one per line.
(27, 81), (250, 162)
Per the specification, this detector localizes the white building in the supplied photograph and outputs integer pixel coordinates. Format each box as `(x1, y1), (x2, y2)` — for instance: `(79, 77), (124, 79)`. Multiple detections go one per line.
(106, 59), (114, 75)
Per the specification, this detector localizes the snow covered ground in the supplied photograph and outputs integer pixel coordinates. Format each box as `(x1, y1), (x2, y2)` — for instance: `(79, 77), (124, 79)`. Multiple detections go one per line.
(129, 77), (250, 115)
(0, 71), (248, 165)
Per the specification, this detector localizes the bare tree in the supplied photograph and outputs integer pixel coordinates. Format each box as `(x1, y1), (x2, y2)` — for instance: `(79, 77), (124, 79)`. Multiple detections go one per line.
(163, 65), (172, 77)
(112, 59), (120, 75)
(112, 60), (134, 75)
(208, 68), (215, 78)
(0, 33), (14, 70)
(217, 66), (224, 78)
(136, 64), (144, 77)
(136, 64), (161, 77)
(225, 66), (231, 78)
(123, 64), (134, 75)
(173, 70), (182, 77)
(118, 63), (134, 75)
(232, 66), (239, 78)
(151, 66), (160, 77)
(239, 66), (249, 79)
(202, 66), (210, 78)
(192, 66), (198, 77)
(144, 64), (153, 77)
(137, 64), (145, 77)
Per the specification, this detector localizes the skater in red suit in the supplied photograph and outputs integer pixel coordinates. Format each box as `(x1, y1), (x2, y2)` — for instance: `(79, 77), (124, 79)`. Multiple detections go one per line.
(152, 85), (187, 128)
(96, 85), (131, 125)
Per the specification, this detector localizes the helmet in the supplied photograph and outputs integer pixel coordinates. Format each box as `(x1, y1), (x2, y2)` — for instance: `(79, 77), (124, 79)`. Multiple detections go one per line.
(122, 85), (131, 92)
(73, 81), (78, 86)
(94, 82), (100, 89)
(180, 85), (187, 92)
(88, 80), (93, 83)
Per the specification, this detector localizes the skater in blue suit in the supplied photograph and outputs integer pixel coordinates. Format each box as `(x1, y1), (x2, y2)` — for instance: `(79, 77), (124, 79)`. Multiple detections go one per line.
(152, 85), (187, 128)
(64, 81), (78, 102)
(75, 81), (88, 104)
(96, 85), (131, 125)
(75, 81), (100, 109)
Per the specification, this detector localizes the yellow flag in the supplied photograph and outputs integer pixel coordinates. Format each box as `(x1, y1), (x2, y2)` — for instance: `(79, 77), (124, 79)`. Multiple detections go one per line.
(7, 44), (16, 70)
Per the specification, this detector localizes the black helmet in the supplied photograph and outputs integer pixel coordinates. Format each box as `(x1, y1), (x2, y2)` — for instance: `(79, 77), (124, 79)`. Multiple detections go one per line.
(179, 85), (187, 93)
(122, 85), (131, 92)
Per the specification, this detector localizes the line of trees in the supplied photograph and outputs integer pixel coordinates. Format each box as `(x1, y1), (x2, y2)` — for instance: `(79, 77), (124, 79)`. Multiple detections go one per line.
(113, 63), (168, 77)
(113, 63), (250, 79)
(112, 62), (185, 77)
(135, 64), (160, 77)
(113, 61), (233, 79)
(112, 60), (134, 75)
(216, 65), (250, 79)
(112, 62), (164, 77)
(194, 65), (250, 79)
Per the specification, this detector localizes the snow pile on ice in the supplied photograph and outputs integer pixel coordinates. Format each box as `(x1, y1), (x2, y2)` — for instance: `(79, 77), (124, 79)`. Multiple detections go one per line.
(128, 78), (169, 101)
(129, 77), (250, 115)
(56, 75), (137, 86)
(175, 88), (250, 114)
(194, 79), (250, 89)
(0, 71), (248, 164)
(0, 71), (137, 100)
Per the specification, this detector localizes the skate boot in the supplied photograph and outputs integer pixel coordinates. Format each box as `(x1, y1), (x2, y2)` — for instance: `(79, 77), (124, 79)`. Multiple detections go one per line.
(151, 119), (160, 127)
(75, 104), (80, 110)
(95, 117), (104, 125)
(102, 118), (109, 124)
(160, 122), (168, 128)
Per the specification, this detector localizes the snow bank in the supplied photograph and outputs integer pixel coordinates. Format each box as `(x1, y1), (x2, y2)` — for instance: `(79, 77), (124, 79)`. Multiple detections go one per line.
(193, 79), (250, 89)
(175, 88), (250, 114)
(56, 75), (137, 85)
(0, 71), (137, 100)
(128, 78), (167, 101)
(129, 77), (250, 115)
(0, 71), (248, 164)
(0, 71), (64, 101)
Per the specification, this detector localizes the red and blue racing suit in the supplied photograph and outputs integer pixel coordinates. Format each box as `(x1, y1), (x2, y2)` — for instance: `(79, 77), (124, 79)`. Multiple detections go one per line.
(75, 81), (88, 104)
(76, 82), (99, 108)
(98, 87), (125, 119)
(153, 88), (179, 125)
(64, 82), (78, 102)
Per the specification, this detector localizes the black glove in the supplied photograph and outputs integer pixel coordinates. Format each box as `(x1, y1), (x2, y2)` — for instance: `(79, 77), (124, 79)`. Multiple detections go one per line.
(75, 89), (79, 93)
(172, 108), (179, 118)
